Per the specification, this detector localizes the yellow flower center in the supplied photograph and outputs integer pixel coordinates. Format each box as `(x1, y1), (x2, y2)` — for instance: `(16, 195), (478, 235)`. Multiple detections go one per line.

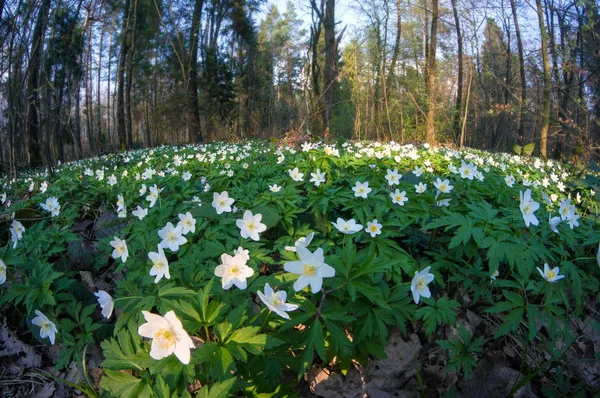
(303, 264), (316, 276)
(229, 266), (240, 276)
(524, 205), (531, 214)
(41, 323), (50, 333)
(155, 328), (176, 349)
(167, 231), (176, 241)
(153, 259), (164, 270)
(440, 184), (447, 191)
(416, 278), (426, 290)
(370, 226), (378, 232)
(270, 295), (284, 308)
(546, 270), (556, 279)
(219, 200), (225, 207)
(247, 222), (255, 231)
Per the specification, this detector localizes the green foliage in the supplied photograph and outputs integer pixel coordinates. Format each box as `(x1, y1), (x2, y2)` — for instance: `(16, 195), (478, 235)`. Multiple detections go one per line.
(513, 142), (535, 156)
(0, 140), (598, 396)
(437, 324), (484, 378)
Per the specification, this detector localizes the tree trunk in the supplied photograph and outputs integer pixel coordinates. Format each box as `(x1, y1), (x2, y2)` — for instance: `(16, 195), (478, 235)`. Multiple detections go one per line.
(535, 0), (551, 158)
(187, 0), (204, 143)
(117, 0), (132, 151)
(510, 0), (527, 144)
(126, 0), (138, 148)
(323, 0), (335, 134)
(107, 31), (113, 150)
(86, 25), (94, 156)
(97, 23), (104, 150)
(25, 0), (52, 167)
(450, 0), (463, 141)
(425, 0), (438, 144)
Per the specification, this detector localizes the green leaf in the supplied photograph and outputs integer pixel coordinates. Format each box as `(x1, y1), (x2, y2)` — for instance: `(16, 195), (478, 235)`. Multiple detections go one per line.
(502, 291), (524, 306)
(415, 297), (459, 336)
(158, 284), (195, 298)
(495, 308), (524, 338)
(210, 346), (235, 379)
(196, 377), (237, 398)
(307, 318), (326, 361)
(101, 329), (153, 371)
(100, 369), (148, 397)
(522, 142), (535, 156)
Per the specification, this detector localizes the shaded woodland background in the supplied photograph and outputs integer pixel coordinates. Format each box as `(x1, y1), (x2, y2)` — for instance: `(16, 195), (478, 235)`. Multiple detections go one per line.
(0, 0), (599, 174)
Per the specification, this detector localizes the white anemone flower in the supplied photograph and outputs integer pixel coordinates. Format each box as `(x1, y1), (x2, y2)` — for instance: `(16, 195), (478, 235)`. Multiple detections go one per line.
(212, 191), (234, 214)
(10, 220), (25, 249)
(549, 214), (561, 234)
(110, 237), (129, 263)
(285, 232), (314, 252)
(365, 219), (383, 237)
(458, 161), (476, 180)
(158, 222), (187, 252)
(40, 197), (60, 217)
(411, 266), (435, 304)
(177, 212), (196, 235)
(236, 210), (267, 241)
(284, 245), (335, 294)
(0, 259), (6, 284)
(433, 178), (453, 193)
(385, 169), (401, 185)
(233, 246), (250, 262)
(148, 246), (170, 283)
(146, 185), (163, 208)
(31, 310), (58, 345)
(310, 169), (326, 186)
(132, 206), (148, 220)
(331, 218), (363, 234)
(288, 168), (304, 182)
(94, 290), (115, 319)
(138, 311), (195, 364)
(214, 253), (255, 290)
(352, 181), (372, 198)
(536, 263), (565, 283)
(257, 283), (299, 320)
(519, 189), (539, 227)
(390, 189), (408, 206)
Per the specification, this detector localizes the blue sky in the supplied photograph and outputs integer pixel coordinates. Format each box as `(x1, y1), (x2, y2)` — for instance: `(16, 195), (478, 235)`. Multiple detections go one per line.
(257, 0), (361, 39)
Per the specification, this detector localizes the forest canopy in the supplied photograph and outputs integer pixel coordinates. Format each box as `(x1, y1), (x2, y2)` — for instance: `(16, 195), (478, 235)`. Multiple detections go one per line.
(0, 0), (599, 173)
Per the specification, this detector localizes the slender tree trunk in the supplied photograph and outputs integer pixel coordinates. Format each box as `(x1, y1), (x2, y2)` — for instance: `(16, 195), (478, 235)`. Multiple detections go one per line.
(425, 0), (438, 144)
(107, 31), (113, 151)
(323, 0), (336, 134)
(450, 0), (463, 141)
(26, 0), (52, 167)
(510, 0), (527, 144)
(97, 24), (104, 150)
(117, 0), (132, 151)
(187, 0), (204, 143)
(86, 26), (94, 156)
(126, 0), (138, 148)
(535, 0), (551, 158)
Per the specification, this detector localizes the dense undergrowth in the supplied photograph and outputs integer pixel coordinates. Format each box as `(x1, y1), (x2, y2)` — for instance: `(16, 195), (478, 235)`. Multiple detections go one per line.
(0, 140), (599, 397)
